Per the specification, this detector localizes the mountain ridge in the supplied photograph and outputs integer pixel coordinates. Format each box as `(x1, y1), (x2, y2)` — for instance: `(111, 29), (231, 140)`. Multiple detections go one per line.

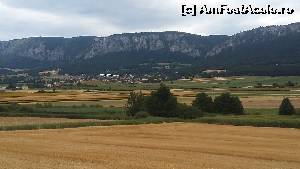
(1, 22), (300, 75)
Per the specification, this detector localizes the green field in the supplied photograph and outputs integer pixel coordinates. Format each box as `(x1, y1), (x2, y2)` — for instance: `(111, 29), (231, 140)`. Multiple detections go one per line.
(1, 103), (300, 130)
(195, 114), (300, 128)
(0, 104), (127, 120)
(82, 76), (300, 90)
(0, 117), (180, 131)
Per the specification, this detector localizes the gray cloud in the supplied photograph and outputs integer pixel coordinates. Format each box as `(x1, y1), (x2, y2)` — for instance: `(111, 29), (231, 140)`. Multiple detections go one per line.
(0, 0), (299, 40)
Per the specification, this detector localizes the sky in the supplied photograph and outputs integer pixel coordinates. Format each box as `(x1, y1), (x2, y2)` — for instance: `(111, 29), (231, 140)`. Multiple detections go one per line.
(0, 0), (299, 40)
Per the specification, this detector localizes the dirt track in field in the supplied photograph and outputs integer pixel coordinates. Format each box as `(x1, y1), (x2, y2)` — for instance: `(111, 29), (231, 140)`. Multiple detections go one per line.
(0, 123), (300, 169)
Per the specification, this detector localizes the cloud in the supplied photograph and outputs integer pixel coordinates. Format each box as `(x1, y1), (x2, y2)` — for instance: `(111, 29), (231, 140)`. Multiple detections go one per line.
(0, 0), (299, 40)
(0, 1), (121, 39)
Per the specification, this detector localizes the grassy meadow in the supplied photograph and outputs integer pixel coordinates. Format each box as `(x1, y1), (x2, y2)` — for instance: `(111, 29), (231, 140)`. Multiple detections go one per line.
(83, 76), (300, 90)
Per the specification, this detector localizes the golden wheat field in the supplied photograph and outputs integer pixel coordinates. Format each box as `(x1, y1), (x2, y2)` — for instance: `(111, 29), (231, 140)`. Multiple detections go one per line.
(0, 123), (300, 169)
(2, 89), (300, 108)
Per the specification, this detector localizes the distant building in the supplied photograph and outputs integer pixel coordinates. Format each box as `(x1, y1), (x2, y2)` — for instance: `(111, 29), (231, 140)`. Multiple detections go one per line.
(22, 85), (29, 90)
(39, 69), (60, 76)
(242, 86), (254, 89)
(202, 69), (227, 74)
(262, 84), (273, 87)
(46, 84), (53, 88)
(0, 87), (5, 92)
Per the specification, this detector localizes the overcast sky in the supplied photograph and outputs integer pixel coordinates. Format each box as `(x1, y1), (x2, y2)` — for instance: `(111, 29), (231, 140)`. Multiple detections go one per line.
(0, 0), (299, 40)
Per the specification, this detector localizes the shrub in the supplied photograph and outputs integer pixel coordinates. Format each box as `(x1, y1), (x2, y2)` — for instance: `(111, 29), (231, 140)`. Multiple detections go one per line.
(90, 104), (103, 108)
(36, 90), (47, 93)
(286, 81), (295, 87)
(6, 83), (16, 90)
(134, 111), (150, 119)
(43, 102), (53, 108)
(279, 98), (295, 115)
(177, 103), (202, 119)
(35, 103), (43, 108)
(81, 103), (87, 108)
(0, 105), (7, 112)
(8, 103), (21, 111)
(19, 106), (35, 113)
(145, 84), (178, 117)
(214, 93), (244, 115)
(125, 91), (145, 117)
(192, 93), (213, 113)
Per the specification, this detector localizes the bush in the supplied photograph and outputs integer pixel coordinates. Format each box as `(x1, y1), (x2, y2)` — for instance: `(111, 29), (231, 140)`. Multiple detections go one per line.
(8, 103), (21, 111)
(0, 105), (7, 112)
(6, 83), (16, 90)
(19, 106), (35, 113)
(286, 81), (295, 87)
(81, 104), (87, 108)
(3, 103), (35, 113)
(35, 103), (43, 108)
(146, 84), (178, 117)
(195, 116), (300, 128)
(125, 91), (145, 117)
(134, 111), (150, 119)
(192, 93), (213, 113)
(90, 104), (103, 108)
(177, 103), (202, 119)
(214, 93), (244, 115)
(43, 102), (53, 108)
(279, 98), (295, 115)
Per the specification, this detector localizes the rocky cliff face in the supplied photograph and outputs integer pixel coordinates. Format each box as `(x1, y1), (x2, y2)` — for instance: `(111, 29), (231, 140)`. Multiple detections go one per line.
(85, 32), (226, 59)
(0, 37), (94, 62)
(1, 22), (300, 75)
(206, 22), (300, 57)
(0, 32), (228, 62)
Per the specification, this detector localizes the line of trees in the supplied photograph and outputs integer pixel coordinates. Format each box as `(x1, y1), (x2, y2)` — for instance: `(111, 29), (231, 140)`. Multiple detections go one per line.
(192, 92), (244, 115)
(125, 84), (244, 119)
(125, 84), (298, 119)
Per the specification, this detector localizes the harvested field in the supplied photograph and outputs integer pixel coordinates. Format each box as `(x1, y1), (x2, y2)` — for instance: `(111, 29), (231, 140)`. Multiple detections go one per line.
(2, 89), (300, 108)
(241, 96), (300, 108)
(0, 90), (128, 104)
(0, 117), (99, 126)
(0, 123), (300, 169)
(178, 96), (300, 108)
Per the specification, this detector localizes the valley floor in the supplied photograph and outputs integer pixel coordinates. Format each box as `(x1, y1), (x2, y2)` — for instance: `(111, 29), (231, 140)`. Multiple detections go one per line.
(0, 123), (300, 169)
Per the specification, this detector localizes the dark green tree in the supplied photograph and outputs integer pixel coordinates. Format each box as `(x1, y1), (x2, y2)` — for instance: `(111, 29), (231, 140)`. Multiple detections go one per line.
(0, 105), (6, 112)
(279, 98), (296, 115)
(286, 81), (295, 87)
(214, 93), (244, 115)
(146, 84), (178, 117)
(192, 93), (213, 112)
(125, 91), (145, 117)
(256, 82), (263, 88)
(6, 83), (16, 90)
(177, 103), (202, 119)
